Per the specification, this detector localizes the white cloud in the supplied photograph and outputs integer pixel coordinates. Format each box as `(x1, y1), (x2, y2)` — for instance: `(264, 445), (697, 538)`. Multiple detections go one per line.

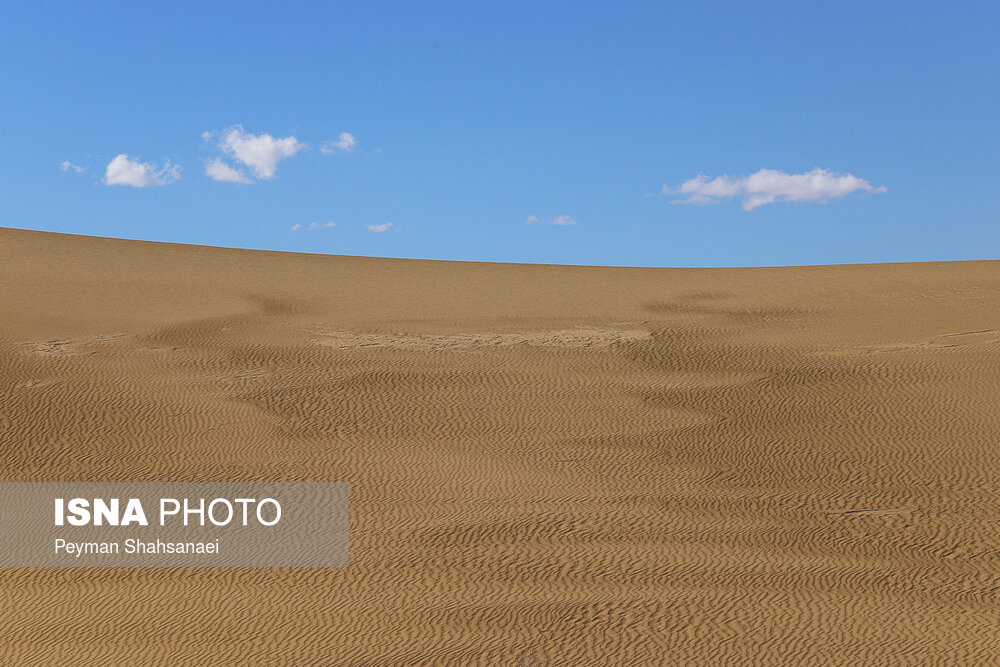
(103, 154), (180, 187)
(205, 125), (304, 180)
(665, 168), (886, 211)
(321, 132), (357, 154)
(293, 221), (336, 231)
(60, 160), (84, 174)
(204, 158), (253, 184)
(525, 214), (578, 226)
(366, 222), (394, 233)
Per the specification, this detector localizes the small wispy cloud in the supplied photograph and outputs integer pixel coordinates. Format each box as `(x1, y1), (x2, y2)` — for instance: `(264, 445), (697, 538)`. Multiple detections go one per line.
(103, 154), (180, 187)
(60, 160), (85, 174)
(321, 132), (357, 154)
(366, 222), (394, 233)
(204, 158), (252, 184)
(664, 168), (886, 211)
(291, 221), (336, 231)
(203, 125), (304, 180)
(525, 214), (578, 226)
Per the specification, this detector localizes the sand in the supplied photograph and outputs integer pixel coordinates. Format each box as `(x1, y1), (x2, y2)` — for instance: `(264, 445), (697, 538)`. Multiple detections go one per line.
(2, 226), (1000, 665)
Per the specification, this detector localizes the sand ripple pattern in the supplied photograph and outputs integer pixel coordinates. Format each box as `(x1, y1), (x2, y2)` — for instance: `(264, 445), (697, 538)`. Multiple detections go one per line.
(3, 228), (1000, 664)
(312, 324), (650, 351)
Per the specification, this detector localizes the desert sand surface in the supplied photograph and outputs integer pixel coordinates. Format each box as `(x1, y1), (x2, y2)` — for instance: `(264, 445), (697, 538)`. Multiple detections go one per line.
(2, 226), (1000, 665)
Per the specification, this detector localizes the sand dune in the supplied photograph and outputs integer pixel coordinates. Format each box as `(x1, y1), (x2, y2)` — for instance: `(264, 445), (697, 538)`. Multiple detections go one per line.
(2, 227), (1000, 664)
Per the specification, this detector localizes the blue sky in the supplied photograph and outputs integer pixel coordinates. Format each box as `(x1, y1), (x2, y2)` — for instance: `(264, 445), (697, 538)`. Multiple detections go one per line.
(2, 2), (997, 267)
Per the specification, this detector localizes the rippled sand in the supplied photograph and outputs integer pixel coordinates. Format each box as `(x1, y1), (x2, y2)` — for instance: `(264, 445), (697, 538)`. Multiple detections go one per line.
(2, 227), (1000, 664)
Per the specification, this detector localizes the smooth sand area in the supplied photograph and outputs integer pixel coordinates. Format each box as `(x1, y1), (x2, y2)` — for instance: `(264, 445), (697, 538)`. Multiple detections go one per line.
(2, 227), (1000, 664)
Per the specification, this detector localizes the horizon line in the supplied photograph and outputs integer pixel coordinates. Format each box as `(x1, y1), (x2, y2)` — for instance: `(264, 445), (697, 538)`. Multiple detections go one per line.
(3, 225), (996, 272)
